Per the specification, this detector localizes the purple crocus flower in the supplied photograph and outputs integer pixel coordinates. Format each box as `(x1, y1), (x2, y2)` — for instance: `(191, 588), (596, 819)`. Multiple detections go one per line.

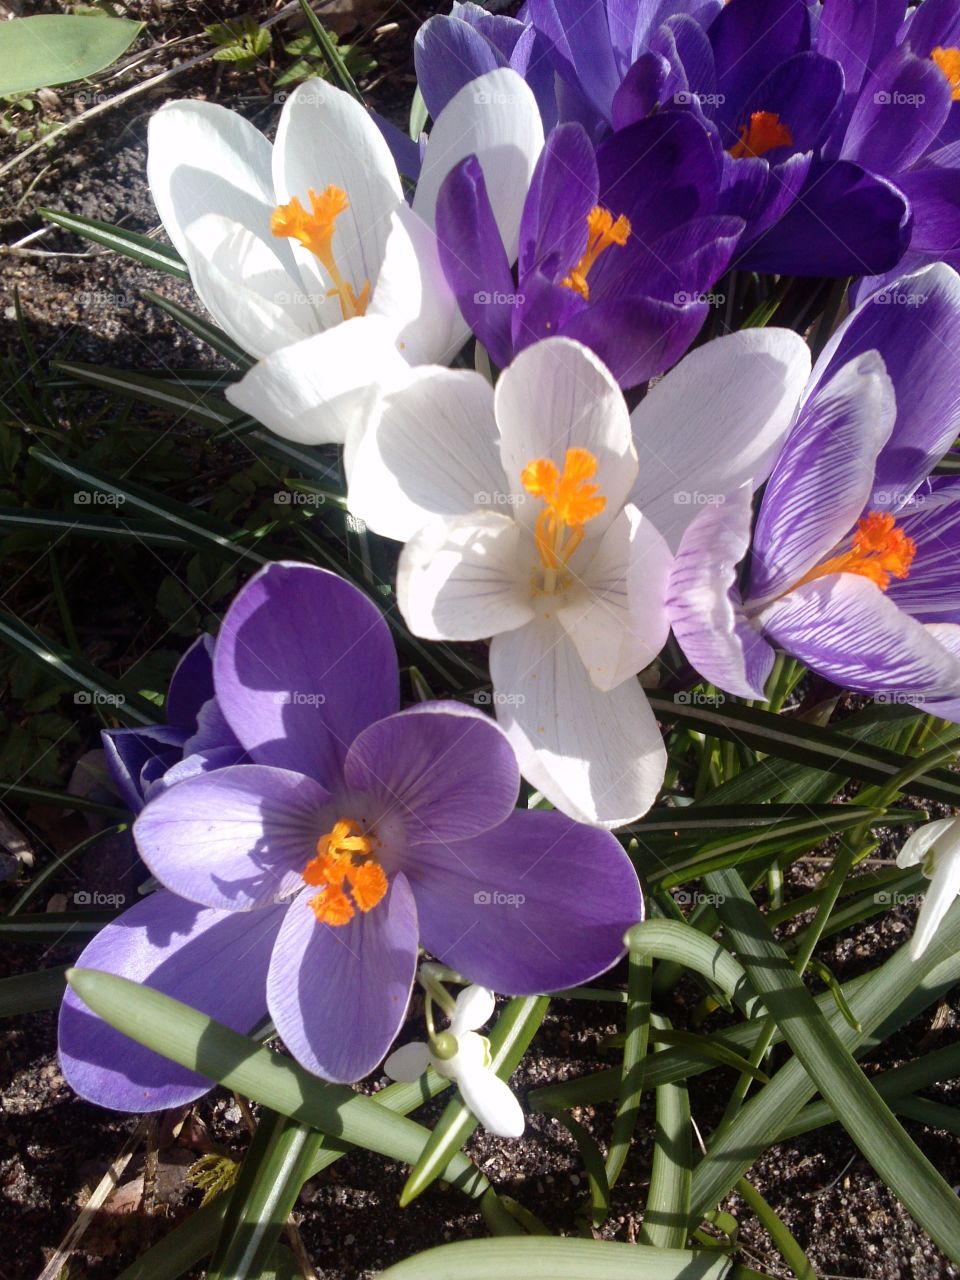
(435, 0), (910, 278)
(435, 115), (742, 387)
(60, 563), (642, 1108)
(666, 263), (960, 708)
(101, 634), (244, 814)
(816, 0), (960, 296)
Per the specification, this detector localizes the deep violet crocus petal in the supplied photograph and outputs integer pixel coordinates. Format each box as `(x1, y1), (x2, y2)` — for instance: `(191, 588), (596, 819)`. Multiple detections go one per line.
(518, 123), (596, 282)
(841, 48), (953, 175)
(59, 890), (284, 1112)
(414, 14), (506, 121)
(525, 0), (622, 122)
(133, 764), (331, 912)
(343, 702), (520, 845)
(213, 562), (399, 787)
(710, 0), (810, 126)
(733, 160), (909, 277)
(406, 808), (642, 994)
(816, 0), (904, 96)
(559, 294), (710, 389)
(730, 52), (843, 157)
(435, 156), (516, 370)
(265, 874), (419, 1084)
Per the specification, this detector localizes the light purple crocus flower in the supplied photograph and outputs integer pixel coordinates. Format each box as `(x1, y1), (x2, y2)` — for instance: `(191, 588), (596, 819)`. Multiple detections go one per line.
(60, 563), (642, 1108)
(667, 263), (960, 709)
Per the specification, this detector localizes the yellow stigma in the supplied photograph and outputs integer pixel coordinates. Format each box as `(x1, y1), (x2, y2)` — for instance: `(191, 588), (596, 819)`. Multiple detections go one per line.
(728, 111), (793, 160)
(794, 511), (917, 593)
(521, 447), (606, 592)
(561, 206), (631, 301)
(271, 185), (370, 321)
(932, 46), (960, 99)
(302, 817), (387, 926)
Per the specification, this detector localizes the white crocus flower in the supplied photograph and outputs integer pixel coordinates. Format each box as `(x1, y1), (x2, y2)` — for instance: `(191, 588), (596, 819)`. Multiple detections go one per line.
(346, 330), (810, 827)
(384, 984), (524, 1138)
(896, 816), (960, 959)
(147, 69), (543, 445)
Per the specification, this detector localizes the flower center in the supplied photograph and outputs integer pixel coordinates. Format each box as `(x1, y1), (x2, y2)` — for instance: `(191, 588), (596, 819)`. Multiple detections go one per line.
(301, 817), (388, 926)
(932, 46), (960, 99)
(521, 447), (606, 593)
(728, 111), (793, 160)
(794, 511), (916, 593)
(561, 206), (631, 301)
(271, 185), (371, 321)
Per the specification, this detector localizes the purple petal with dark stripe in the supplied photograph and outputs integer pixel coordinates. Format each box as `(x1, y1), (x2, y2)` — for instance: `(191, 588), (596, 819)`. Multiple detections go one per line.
(407, 808), (642, 993)
(518, 123), (596, 280)
(59, 890), (283, 1111)
(668, 485), (776, 699)
(748, 352), (896, 603)
(887, 480), (960, 623)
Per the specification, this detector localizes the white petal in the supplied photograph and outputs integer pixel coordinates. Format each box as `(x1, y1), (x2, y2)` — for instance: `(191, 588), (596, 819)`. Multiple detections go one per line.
(225, 315), (411, 446)
(147, 100), (283, 265)
(558, 505), (672, 692)
(413, 67), (544, 259)
(630, 328), (811, 551)
(383, 1040), (432, 1082)
(495, 337), (638, 538)
(911, 848), (960, 960)
(368, 205), (469, 366)
(273, 79), (403, 305)
(397, 513), (534, 641)
(490, 617), (667, 827)
(457, 1063), (525, 1138)
(896, 817), (960, 869)
(450, 984), (496, 1034)
(182, 214), (316, 359)
(346, 366), (507, 541)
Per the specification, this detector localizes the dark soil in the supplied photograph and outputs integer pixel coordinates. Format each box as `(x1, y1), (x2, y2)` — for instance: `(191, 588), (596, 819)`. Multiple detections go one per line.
(1, 3), (958, 1279)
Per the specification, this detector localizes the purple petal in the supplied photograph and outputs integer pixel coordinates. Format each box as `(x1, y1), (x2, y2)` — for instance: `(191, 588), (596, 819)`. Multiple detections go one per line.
(841, 48), (953, 174)
(518, 123), (597, 282)
(266, 875), (418, 1082)
(903, 0), (960, 58)
(407, 809), (642, 993)
(436, 156), (515, 370)
(668, 485), (776, 700)
(154, 743), (248, 794)
(817, 0), (903, 96)
(134, 764), (330, 911)
(598, 214), (742, 302)
(611, 51), (678, 128)
(887, 480), (960, 623)
(732, 52), (843, 157)
(214, 563), (399, 786)
(658, 14), (718, 104)
(512, 267), (587, 353)
(596, 113), (721, 241)
(749, 352), (896, 603)
(414, 15), (506, 120)
(721, 151), (812, 246)
(813, 263), (960, 506)
(559, 294), (709, 389)
(344, 703), (519, 845)
(710, 0), (810, 121)
(893, 167), (960, 259)
(759, 573), (960, 697)
(59, 890), (283, 1112)
(525, 0), (621, 122)
(735, 160), (909, 277)
(166, 634), (215, 731)
(101, 725), (188, 814)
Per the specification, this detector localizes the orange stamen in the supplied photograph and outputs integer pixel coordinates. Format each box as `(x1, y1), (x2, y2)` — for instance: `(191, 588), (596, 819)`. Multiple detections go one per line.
(932, 46), (960, 100)
(561, 206), (631, 301)
(302, 818), (388, 926)
(729, 111), (793, 160)
(795, 511), (916, 592)
(521, 447), (606, 592)
(271, 185), (370, 321)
